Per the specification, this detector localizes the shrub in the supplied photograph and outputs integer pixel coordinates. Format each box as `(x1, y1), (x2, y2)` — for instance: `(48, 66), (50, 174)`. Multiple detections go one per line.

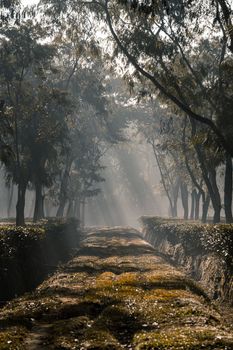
(140, 216), (233, 269)
(0, 218), (80, 302)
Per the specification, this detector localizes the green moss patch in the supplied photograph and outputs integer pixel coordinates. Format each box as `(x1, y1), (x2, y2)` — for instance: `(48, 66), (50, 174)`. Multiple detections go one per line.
(134, 327), (233, 349)
(0, 327), (28, 350)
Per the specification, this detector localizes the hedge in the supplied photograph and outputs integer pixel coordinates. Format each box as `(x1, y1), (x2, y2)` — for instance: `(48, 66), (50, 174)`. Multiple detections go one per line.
(0, 218), (80, 302)
(141, 216), (233, 269)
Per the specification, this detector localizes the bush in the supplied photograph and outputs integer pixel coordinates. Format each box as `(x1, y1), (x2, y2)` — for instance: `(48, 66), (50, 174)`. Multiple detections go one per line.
(0, 218), (80, 302)
(140, 216), (233, 269)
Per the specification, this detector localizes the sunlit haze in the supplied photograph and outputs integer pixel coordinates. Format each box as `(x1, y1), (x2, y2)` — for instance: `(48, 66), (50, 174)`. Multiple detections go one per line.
(1, 1), (233, 347)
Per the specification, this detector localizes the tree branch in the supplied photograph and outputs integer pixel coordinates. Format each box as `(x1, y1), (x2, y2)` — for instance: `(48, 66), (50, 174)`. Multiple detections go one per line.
(104, 0), (233, 155)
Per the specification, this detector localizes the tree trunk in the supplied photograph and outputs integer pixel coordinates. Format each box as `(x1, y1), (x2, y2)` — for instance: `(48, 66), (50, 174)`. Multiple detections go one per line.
(170, 206), (176, 218)
(74, 197), (81, 220)
(152, 144), (175, 217)
(67, 200), (74, 218)
(56, 156), (73, 217)
(7, 182), (14, 218)
(224, 153), (233, 223)
(189, 118), (221, 223)
(56, 199), (66, 217)
(202, 194), (210, 223)
(194, 190), (201, 220)
(33, 182), (45, 222)
(44, 198), (52, 218)
(81, 200), (85, 228)
(213, 202), (221, 223)
(16, 181), (27, 226)
(172, 178), (180, 217)
(195, 146), (221, 223)
(190, 189), (196, 220)
(180, 182), (189, 220)
(209, 168), (222, 223)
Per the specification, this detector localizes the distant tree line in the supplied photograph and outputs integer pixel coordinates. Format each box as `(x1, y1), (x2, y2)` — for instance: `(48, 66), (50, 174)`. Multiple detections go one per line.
(43, 0), (233, 223)
(0, 4), (126, 226)
(1, 0), (233, 224)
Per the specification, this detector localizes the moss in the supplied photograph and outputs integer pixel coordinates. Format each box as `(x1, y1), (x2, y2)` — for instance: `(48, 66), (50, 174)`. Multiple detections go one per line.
(79, 329), (121, 349)
(51, 321), (121, 349)
(133, 327), (233, 349)
(0, 295), (62, 328)
(0, 227), (232, 349)
(0, 327), (28, 350)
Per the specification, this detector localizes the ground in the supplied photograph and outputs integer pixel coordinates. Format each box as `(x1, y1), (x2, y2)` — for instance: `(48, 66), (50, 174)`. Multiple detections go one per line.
(0, 227), (233, 349)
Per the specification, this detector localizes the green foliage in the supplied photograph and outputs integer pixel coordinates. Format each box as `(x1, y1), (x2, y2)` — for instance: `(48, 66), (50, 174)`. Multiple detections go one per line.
(0, 21), (71, 189)
(0, 219), (80, 300)
(141, 216), (233, 268)
(0, 218), (80, 259)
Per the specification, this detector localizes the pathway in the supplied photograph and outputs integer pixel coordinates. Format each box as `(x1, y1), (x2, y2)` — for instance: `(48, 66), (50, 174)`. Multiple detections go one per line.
(0, 227), (233, 349)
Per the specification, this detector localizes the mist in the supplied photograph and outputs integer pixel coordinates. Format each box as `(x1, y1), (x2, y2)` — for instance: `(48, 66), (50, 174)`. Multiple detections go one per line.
(0, 0), (232, 227)
(1, 3), (233, 349)
(85, 139), (167, 228)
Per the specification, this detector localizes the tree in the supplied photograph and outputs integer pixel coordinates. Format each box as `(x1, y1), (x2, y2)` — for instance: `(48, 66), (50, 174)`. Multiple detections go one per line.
(49, 35), (125, 221)
(41, 0), (233, 155)
(30, 86), (71, 222)
(0, 22), (71, 225)
(0, 0), (20, 27)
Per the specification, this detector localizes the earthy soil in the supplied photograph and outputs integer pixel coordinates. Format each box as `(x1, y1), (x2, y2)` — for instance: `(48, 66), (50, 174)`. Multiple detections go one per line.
(0, 227), (233, 349)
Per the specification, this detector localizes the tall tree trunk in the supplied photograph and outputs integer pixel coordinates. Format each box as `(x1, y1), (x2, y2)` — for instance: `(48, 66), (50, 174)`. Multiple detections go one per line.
(213, 198), (221, 223)
(224, 152), (233, 223)
(74, 197), (81, 220)
(182, 118), (204, 221)
(67, 200), (74, 218)
(190, 189), (196, 220)
(170, 206), (176, 218)
(152, 143), (175, 217)
(172, 178), (180, 217)
(202, 194), (210, 223)
(33, 182), (45, 222)
(195, 190), (201, 220)
(180, 182), (189, 220)
(56, 199), (67, 218)
(7, 182), (14, 218)
(16, 181), (27, 226)
(189, 119), (221, 223)
(209, 168), (222, 223)
(56, 156), (73, 217)
(195, 145), (221, 223)
(81, 200), (85, 228)
(44, 199), (52, 218)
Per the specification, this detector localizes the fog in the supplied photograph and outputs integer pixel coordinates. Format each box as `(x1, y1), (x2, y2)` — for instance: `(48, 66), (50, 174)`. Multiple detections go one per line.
(85, 139), (169, 228)
(0, 136), (170, 226)
(0, 0), (232, 226)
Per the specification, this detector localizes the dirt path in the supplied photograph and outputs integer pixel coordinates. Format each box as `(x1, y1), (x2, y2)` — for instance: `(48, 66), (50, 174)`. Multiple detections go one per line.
(0, 227), (233, 349)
